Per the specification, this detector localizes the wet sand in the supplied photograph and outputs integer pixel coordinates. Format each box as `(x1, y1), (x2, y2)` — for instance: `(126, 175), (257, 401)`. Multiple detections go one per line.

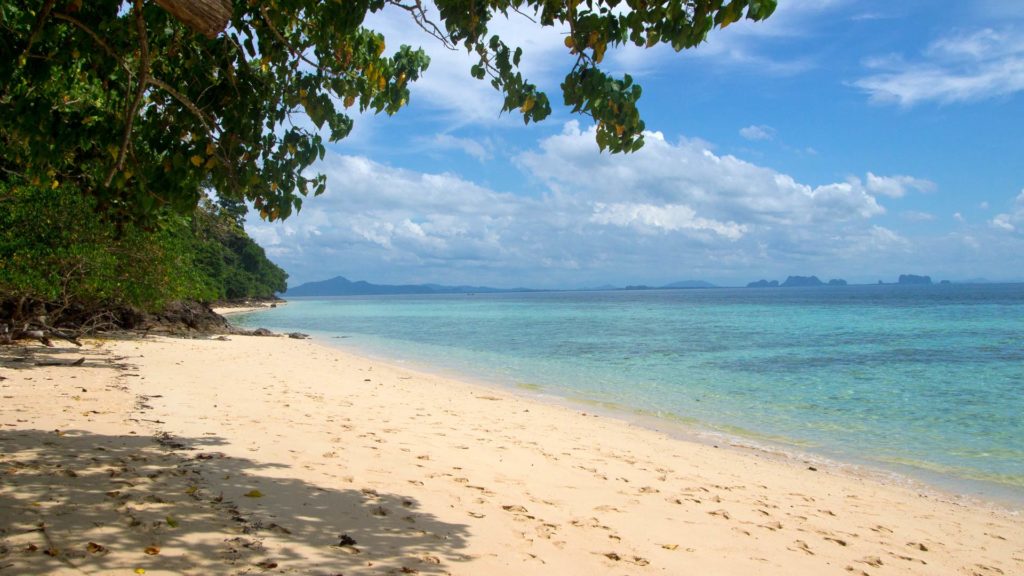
(1, 335), (1021, 575)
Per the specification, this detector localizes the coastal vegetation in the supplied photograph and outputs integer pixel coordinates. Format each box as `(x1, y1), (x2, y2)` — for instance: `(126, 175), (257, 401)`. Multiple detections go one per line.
(0, 183), (285, 342)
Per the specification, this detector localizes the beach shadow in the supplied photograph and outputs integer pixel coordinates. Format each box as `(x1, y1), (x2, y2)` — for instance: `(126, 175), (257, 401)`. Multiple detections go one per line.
(0, 342), (135, 372)
(0, 429), (469, 574)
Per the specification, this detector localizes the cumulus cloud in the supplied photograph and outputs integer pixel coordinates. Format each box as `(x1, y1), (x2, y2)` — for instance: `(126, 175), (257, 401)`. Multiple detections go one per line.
(855, 28), (1024, 106)
(250, 123), (941, 287)
(739, 125), (775, 141)
(591, 203), (747, 240)
(516, 122), (887, 226)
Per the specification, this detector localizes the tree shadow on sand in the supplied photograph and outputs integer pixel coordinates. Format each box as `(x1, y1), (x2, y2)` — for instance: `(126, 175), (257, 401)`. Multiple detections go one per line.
(0, 428), (470, 575)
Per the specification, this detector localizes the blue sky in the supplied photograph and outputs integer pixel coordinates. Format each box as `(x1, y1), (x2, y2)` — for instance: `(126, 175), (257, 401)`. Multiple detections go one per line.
(248, 0), (1024, 288)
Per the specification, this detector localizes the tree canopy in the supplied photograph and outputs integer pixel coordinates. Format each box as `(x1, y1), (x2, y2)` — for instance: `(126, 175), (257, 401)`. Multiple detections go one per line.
(1, 0), (776, 225)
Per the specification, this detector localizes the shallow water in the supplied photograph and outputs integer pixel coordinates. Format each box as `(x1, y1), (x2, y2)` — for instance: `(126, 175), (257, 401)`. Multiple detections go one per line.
(234, 284), (1024, 498)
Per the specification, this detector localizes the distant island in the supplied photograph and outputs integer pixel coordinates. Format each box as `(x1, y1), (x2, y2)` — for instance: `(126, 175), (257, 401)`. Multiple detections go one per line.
(624, 280), (717, 291)
(286, 276), (719, 297)
(898, 274), (932, 285)
(747, 275), (847, 288)
(284, 276), (536, 297)
(747, 274), (948, 288)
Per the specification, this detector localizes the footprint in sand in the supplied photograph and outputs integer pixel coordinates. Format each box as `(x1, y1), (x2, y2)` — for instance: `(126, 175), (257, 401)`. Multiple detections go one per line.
(788, 540), (814, 555)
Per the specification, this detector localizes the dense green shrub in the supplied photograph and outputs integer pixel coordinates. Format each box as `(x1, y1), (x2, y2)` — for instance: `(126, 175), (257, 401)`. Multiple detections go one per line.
(0, 184), (286, 323)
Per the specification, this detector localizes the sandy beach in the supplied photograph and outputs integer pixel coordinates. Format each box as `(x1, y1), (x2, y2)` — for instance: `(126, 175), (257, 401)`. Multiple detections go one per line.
(1, 334), (1021, 575)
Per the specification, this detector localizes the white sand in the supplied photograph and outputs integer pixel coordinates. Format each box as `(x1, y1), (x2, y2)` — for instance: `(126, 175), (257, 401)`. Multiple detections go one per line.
(1, 335), (1021, 575)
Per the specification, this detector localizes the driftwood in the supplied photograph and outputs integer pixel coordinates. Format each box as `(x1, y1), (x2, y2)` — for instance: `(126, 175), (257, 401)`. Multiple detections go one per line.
(34, 357), (86, 367)
(2, 323), (83, 348)
(154, 0), (232, 38)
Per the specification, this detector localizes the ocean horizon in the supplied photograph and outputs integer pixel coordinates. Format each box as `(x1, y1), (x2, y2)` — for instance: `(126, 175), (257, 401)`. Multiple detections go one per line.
(233, 283), (1024, 503)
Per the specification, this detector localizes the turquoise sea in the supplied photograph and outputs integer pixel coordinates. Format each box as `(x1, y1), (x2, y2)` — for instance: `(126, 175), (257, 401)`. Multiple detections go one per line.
(232, 284), (1024, 501)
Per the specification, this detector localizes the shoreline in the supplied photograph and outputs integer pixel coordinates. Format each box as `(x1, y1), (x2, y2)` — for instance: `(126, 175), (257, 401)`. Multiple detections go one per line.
(289, 326), (1024, 511)
(212, 301), (286, 316)
(1, 334), (1021, 574)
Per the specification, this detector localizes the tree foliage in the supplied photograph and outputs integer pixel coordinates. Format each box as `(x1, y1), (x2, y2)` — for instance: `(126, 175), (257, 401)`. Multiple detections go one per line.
(0, 0), (775, 226)
(0, 184), (287, 328)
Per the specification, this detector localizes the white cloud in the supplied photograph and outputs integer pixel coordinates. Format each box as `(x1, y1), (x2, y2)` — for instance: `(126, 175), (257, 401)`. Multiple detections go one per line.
(426, 134), (494, 161)
(591, 203), (747, 240)
(739, 124), (775, 141)
(991, 214), (1016, 231)
(516, 122), (888, 226)
(865, 172), (936, 198)
(990, 189), (1024, 232)
(855, 28), (1024, 106)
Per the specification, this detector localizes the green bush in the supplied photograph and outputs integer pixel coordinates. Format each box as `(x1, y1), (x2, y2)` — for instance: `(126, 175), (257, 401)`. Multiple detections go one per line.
(0, 184), (286, 319)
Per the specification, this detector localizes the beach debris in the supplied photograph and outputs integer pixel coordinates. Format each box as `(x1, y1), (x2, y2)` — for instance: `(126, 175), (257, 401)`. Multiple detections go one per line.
(857, 556), (883, 567)
(256, 560), (279, 569)
(336, 545), (360, 555)
(502, 505), (528, 513)
(400, 567), (418, 574)
(244, 489), (264, 498)
(144, 546), (160, 555)
(604, 552), (621, 561)
(661, 544), (679, 550)
(267, 523), (292, 535)
(908, 541), (929, 551)
(338, 534), (357, 546)
(789, 540), (814, 555)
(165, 515), (179, 528)
(155, 432), (189, 450)
(34, 357), (85, 367)
(708, 509), (731, 520)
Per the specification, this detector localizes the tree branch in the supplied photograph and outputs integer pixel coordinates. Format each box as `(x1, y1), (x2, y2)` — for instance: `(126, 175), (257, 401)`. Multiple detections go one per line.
(105, 0), (151, 187)
(258, 6), (323, 72)
(386, 0), (456, 50)
(52, 11), (129, 74)
(20, 0), (57, 58)
(145, 77), (237, 190)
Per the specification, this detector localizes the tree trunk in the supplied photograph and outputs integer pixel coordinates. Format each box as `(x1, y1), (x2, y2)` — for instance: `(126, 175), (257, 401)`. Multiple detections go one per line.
(154, 0), (232, 39)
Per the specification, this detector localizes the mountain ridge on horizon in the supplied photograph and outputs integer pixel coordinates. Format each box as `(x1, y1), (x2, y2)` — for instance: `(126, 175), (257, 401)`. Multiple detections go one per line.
(284, 276), (719, 296)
